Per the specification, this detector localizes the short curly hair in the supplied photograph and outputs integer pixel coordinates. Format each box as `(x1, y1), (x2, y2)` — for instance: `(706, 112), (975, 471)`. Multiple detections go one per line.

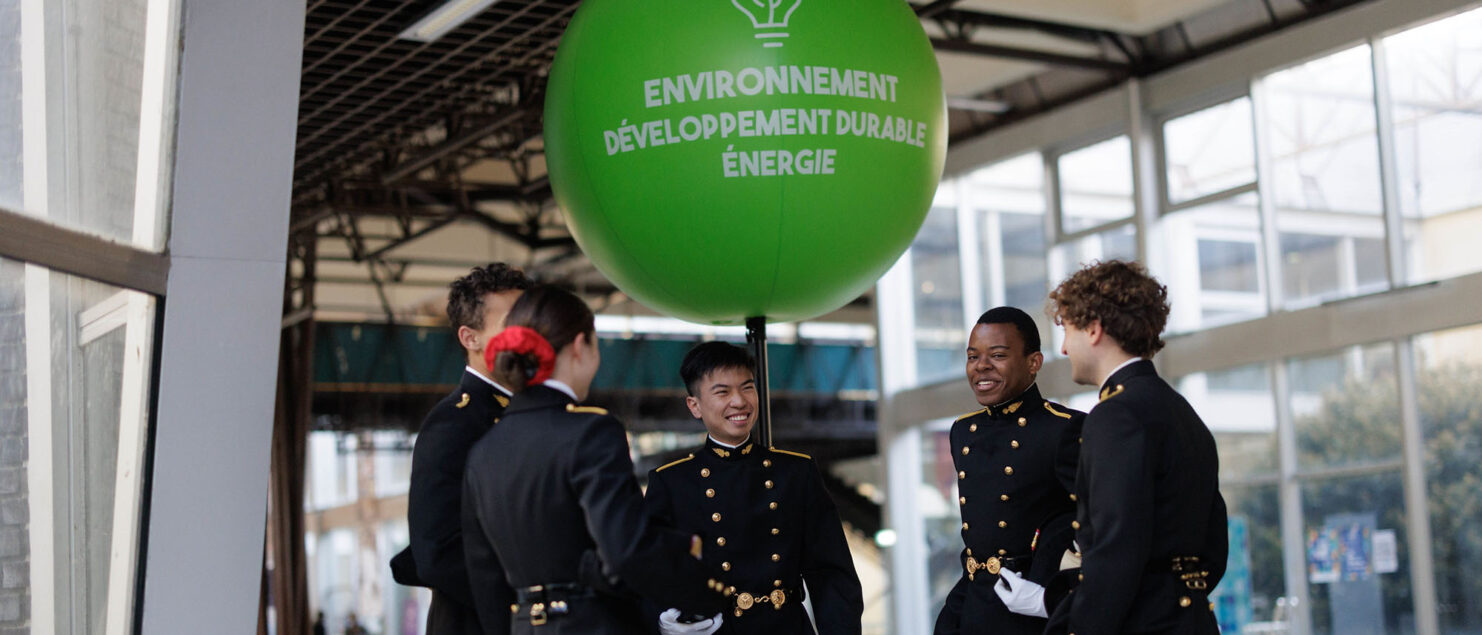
(446, 263), (534, 331)
(1048, 260), (1170, 358)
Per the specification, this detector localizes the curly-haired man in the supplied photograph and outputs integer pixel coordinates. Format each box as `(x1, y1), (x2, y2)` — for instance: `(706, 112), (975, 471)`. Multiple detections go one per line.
(1043, 260), (1228, 635)
(393, 263), (533, 635)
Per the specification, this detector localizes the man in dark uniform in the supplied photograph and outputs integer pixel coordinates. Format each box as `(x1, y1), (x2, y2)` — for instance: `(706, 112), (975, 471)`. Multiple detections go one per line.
(645, 342), (863, 634)
(391, 263), (532, 635)
(934, 307), (1084, 635)
(1046, 260), (1228, 635)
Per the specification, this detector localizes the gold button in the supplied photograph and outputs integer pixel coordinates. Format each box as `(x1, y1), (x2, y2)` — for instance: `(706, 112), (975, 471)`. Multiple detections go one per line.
(962, 522), (970, 530)
(998, 549), (1007, 555)
(701, 468), (711, 477)
(998, 521), (1007, 528)
(774, 580), (782, 588)
(1017, 417), (1027, 427)
(717, 537), (726, 546)
(708, 579), (718, 589)
(1072, 521), (1081, 530)
(772, 528), (780, 535)
(969, 423), (978, 432)
(1004, 466), (1014, 475)
(962, 446), (970, 456)
(1180, 596), (1192, 608)
(706, 489), (716, 498)
(734, 609), (743, 617)
(958, 471), (966, 479)
(763, 459), (772, 468)
(765, 480), (774, 489)
(966, 548), (972, 556)
(1069, 494), (1077, 501)
(959, 496), (967, 505)
(727, 586), (736, 595)
(771, 554), (780, 562)
(712, 513), (722, 522)
(1011, 440), (1019, 449)
(510, 604), (518, 614)
(1078, 573), (1084, 581)
(1001, 494), (1009, 501)
(769, 502), (778, 510)
(722, 562), (731, 571)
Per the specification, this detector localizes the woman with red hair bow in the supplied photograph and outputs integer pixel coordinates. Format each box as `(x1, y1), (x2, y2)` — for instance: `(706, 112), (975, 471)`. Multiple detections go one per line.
(461, 285), (727, 635)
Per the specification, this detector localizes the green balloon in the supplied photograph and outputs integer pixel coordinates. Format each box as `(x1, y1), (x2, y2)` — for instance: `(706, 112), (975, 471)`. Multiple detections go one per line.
(545, 0), (946, 324)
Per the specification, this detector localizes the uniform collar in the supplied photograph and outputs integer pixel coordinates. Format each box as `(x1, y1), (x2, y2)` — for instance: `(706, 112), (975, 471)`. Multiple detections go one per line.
(704, 435), (757, 461)
(458, 369), (510, 408)
(464, 366), (513, 397)
(984, 383), (1044, 418)
(503, 384), (576, 415)
(1100, 358), (1155, 401)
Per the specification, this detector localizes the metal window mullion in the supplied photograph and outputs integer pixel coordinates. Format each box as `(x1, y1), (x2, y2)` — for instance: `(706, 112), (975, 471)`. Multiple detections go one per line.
(1166, 182), (1260, 215)
(1370, 37), (1409, 289)
(1272, 360), (1313, 634)
(0, 207), (170, 295)
(1396, 337), (1439, 635)
(1251, 76), (1285, 314)
(956, 181), (986, 327)
(1045, 152), (1065, 245)
(1129, 79), (1159, 265)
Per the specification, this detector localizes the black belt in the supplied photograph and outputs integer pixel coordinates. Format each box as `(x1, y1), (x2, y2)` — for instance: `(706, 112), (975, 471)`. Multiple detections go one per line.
(729, 586), (804, 617)
(964, 552), (1031, 581)
(513, 583), (593, 626)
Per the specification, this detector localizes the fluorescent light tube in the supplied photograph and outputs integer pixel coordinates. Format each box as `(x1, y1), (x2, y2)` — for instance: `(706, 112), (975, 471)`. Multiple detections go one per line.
(398, 0), (500, 42)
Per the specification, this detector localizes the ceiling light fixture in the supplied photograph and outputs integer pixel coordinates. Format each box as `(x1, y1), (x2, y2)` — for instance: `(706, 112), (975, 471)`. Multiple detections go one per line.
(398, 0), (501, 42)
(947, 97), (1012, 114)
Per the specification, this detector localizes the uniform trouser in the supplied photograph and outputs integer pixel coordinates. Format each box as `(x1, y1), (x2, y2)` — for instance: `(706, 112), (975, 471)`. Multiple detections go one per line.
(935, 576), (1047, 635)
(1043, 577), (1219, 635)
(426, 591), (483, 635)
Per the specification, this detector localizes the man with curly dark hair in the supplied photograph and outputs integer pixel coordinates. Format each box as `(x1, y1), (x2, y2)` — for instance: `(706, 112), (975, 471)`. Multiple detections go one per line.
(393, 263), (533, 635)
(1044, 260), (1228, 635)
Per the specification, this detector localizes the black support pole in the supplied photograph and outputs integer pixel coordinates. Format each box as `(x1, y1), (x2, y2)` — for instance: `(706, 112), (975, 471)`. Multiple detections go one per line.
(746, 316), (773, 448)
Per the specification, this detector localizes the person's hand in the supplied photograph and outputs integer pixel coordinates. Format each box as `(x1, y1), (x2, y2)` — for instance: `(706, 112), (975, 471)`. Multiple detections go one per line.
(993, 568), (1048, 618)
(658, 608), (724, 635)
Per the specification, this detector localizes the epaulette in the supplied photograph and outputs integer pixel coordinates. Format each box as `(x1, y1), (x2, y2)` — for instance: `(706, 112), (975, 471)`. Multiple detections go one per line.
(656, 454), (695, 472)
(1098, 384), (1125, 402)
(769, 448), (812, 460)
(455, 393), (470, 409)
(1043, 402), (1073, 419)
(566, 404), (609, 415)
(954, 408), (987, 422)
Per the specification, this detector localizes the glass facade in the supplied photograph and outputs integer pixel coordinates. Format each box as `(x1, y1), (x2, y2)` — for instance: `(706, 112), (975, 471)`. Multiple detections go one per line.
(883, 6), (1482, 634)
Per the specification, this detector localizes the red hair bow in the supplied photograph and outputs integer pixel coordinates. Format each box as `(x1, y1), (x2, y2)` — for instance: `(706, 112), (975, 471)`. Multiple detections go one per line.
(484, 326), (555, 386)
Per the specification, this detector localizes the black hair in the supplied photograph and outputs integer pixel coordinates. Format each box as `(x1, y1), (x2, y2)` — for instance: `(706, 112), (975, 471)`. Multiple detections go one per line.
(679, 341), (756, 396)
(491, 285), (595, 392)
(975, 306), (1041, 354)
(446, 262), (534, 331)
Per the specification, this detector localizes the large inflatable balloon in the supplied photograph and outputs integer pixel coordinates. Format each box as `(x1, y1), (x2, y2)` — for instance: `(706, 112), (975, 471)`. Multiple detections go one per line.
(545, 0), (946, 324)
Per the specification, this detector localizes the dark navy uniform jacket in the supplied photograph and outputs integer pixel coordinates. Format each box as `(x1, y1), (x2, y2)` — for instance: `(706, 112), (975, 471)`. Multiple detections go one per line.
(462, 384), (725, 635)
(1047, 360), (1228, 635)
(644, 437), (864, 634)
(396, 369), (512, 635)
(934, 384), (1084, 635)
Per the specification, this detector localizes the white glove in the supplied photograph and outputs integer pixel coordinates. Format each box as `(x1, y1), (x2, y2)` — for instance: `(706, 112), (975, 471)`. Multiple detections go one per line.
(658, 608), (724, 635)
(993, 568), (1048, 618)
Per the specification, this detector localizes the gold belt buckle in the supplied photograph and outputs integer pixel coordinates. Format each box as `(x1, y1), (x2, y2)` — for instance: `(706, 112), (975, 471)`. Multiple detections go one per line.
(966, 556), (1002, 580)
(770, 589), (787, 610)
(737, 592), (755, 611)
(529, 602), (547, 626)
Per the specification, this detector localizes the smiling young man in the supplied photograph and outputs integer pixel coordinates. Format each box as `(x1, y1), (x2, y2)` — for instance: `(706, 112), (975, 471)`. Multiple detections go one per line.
(644, 342), (863, 635)
(1044, 260), (1227, 635)
(934, 307), (1085, 635)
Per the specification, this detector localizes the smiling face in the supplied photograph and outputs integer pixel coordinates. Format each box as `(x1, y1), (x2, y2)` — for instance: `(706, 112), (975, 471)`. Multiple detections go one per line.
(966, 322), (1043, 407)
(686, 365), (758, 445)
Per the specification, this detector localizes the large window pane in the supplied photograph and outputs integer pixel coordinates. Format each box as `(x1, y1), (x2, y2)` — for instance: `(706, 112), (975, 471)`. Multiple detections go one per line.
(963, 153), (1049, 316)
(2, 256), (157, 632)
(1289, 344), (1401, 471)
(920, 422), (962, 626)
(1384, 8), (1482, 284)
(1262, 45), (1390, 307)
(1216, 485), (1287, 633)
(1411, 323), (1482, 633)
(1, 0), (20, 212)
(1164, 97), (1257, 204)
(1153, 193), (1267, 333)
(1178, 364), (1278, 479)
(1059, 136), (1134, 234)
(1301, 472), (1412, 635)
(912, 199), (964, 386)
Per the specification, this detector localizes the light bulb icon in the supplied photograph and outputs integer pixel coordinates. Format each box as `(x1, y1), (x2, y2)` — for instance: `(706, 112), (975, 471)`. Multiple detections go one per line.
(731, 0), (803, 48)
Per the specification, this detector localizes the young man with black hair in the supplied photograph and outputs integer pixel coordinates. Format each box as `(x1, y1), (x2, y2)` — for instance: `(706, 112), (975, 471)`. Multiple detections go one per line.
(934, 307), (1085, 635)
(644, 341), (863, 634)
(1045, 260), (1227, 635)
(392, 263), (533, 635)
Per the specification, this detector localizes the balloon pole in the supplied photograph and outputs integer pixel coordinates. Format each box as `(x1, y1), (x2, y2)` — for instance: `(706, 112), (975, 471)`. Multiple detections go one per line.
(746, 316), (773, 449)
